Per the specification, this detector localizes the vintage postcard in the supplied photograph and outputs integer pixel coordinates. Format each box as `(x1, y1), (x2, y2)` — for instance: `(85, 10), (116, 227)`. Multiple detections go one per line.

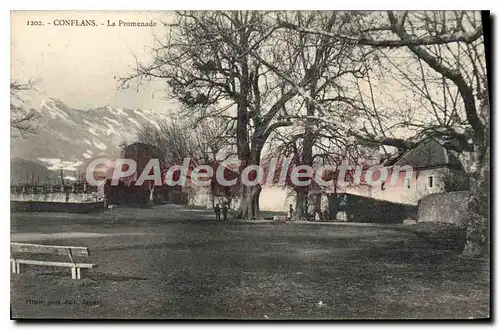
(10, 10), (490, 319)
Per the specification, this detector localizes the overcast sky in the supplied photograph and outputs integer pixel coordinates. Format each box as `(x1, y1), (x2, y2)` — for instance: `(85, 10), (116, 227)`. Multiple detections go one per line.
(11, 11), (177, 112)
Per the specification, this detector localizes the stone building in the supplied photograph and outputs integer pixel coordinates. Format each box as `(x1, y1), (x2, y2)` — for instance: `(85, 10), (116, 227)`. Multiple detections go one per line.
(350, 139), (470, 206)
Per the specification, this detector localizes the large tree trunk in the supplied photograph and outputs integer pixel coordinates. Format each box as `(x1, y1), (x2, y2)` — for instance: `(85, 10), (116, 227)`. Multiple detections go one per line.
(462, 94), (490, 257)
(236, 146), (263, 219)
(234, 52), (252, 218)
(462, 144), (490, 257)
(237, 184), (262, 219)
(294, 187), (308, 220)
(293, 97), (315, 220)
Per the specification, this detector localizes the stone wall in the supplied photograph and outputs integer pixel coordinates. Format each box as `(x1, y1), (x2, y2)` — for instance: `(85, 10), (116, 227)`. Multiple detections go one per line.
(10, 184), (101, 203)
(10, 192), (99, 203)
(417, 191), (470, 226)
(343, 193), (418, 224)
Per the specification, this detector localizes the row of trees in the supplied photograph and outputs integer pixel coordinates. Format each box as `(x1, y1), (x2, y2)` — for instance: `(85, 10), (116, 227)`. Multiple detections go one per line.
(136, 116), (232, 166)
(122, 11), (489, 256)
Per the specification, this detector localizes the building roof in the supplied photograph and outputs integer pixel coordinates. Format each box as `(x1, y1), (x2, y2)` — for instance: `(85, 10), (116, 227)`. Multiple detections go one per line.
(387, 139), (463, 170)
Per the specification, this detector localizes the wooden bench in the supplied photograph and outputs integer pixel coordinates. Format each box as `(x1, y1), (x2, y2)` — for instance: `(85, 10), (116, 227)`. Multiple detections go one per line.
(10, 243), (97, 279)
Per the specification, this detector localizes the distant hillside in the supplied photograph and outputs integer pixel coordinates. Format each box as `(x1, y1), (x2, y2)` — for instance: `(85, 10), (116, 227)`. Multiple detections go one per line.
(11, 98), (167, 176)
(10, 158), (59, 185)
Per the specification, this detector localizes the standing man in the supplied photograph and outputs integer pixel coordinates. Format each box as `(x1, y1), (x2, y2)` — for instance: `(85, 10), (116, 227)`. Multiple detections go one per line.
(222, 203), (229, 222)
(338, 194), (348, 222)
(287, 204), (294, 221)
(214, 204), (221, 221)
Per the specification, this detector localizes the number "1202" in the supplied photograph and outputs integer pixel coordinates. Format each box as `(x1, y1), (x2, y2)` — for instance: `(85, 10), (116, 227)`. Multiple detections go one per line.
(26, 20), (43, 26)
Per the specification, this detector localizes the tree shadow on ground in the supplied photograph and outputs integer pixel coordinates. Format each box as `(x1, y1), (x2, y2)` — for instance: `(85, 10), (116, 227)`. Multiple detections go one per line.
(23, 269), (148, 282)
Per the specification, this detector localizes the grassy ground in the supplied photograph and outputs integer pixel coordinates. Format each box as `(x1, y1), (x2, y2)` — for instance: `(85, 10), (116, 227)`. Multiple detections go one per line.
(10, 206), (490, 319)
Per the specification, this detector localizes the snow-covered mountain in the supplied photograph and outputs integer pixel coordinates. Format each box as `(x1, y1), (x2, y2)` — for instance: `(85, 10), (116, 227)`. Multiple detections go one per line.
(11, 98), (167, 175)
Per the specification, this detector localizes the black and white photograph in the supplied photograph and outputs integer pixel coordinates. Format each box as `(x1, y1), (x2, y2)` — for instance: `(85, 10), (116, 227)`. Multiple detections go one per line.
(9, 9), (491, 320)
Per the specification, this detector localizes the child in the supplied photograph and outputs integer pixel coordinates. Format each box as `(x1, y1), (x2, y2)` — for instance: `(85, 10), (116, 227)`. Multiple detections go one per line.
(315, 210), (321, 222)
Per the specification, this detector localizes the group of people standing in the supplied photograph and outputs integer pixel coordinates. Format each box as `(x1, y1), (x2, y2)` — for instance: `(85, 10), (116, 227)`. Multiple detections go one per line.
(213, 203), (229, 221)
(213, 194), (348, 222)
(286, 194), (348, 222)
(286, 204), (322, 222)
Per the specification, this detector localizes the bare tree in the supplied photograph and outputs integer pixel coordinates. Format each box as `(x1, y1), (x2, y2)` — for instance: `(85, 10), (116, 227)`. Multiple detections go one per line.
(138, 117), (196, 164)
(121, 11), (262, 218)
(279, 11), (489, 256)
(192, 116), (236, 162)
(10, 80), (37, 136)
(251, 11), (373, 219)
(137, 115), (233, 205)
(121, 11), (367, 219)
